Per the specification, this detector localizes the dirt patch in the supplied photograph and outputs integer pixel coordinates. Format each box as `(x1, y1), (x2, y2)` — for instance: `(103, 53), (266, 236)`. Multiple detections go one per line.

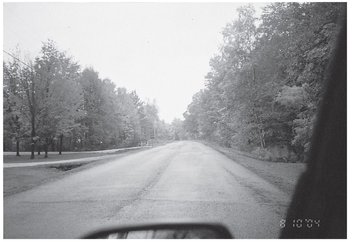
(49, 163), (83, 171)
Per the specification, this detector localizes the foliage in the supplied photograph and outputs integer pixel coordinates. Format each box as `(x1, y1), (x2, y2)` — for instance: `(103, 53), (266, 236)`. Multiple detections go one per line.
(183, 3), (345, 162)
(3, 40), (173, 156)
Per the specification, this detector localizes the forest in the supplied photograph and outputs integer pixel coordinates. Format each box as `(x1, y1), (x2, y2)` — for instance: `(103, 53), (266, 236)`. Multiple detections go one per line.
(4, 3), (346, 162)
(182, 3), (345, 162)
(4, 41), (174, 158)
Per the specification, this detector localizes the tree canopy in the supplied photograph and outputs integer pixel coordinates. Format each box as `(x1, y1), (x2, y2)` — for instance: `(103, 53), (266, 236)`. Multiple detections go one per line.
(3, 41), (173, 158)
(183, 3), (345, 162)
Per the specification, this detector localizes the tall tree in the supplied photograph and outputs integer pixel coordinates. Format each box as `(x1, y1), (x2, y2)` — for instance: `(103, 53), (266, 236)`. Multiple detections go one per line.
(34, 40), (82, 157)
(3, 60), (30, 155)
(183, 3), (345, 161)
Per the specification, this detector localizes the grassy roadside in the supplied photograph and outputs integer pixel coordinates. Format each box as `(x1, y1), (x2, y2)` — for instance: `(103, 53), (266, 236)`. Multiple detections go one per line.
(3, 148), (150, 197)
(203, 141), (306, 197)
(3, 146), (153, 164)
(4, 152), (116, 164)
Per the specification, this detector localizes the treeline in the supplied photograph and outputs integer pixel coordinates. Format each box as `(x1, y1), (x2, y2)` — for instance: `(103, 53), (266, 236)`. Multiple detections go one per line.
(4, 41), (173, 158)
(183, 3), (345, 162)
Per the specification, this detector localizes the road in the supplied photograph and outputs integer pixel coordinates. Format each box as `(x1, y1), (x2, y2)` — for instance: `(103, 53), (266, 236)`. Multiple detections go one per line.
(4, 141), (290, 238)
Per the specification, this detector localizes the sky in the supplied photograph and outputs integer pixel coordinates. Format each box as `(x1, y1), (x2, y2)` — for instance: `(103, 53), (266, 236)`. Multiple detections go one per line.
(3, 2), (267, 123)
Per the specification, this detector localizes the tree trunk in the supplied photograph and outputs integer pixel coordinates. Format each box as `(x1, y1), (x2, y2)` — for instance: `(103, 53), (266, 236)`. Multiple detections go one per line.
(16, 139), (20, 156)
(44, 138), (49, 158)
(59, 134), (63, 155)
(260, 130), (266, 149)
(51, 140), (55, 152)
(29, 72), (36, 160)
(30, 124), (35, 159)
(30, 138), (35, 159)
(252, 65), (256, 85)
(69, 137), (72, 151)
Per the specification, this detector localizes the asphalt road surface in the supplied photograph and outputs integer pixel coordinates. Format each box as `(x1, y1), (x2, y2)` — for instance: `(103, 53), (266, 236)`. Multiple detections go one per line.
(4, 141), (291, 238)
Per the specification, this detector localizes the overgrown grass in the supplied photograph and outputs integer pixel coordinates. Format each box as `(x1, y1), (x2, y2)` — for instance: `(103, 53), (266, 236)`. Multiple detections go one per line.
(203, 141), (306, 197)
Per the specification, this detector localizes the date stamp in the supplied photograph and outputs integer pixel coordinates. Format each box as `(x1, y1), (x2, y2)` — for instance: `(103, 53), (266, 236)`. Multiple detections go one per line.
(280, 219), (320, 228)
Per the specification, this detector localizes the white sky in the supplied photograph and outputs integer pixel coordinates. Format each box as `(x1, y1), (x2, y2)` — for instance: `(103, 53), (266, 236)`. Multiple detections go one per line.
(3, 2), (267, 123)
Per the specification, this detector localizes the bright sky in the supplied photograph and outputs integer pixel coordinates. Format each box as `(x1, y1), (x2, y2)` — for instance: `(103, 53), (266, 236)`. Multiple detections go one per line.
(3, 2), (267, 123)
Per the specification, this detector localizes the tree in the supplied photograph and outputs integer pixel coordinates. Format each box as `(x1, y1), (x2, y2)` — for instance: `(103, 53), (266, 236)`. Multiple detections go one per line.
(34, 40), (82, 157)
(183, 3), (344, 161)
(114, 88), (141, 147)
(171, 118), (187, 140)
(79, 68), (106, 149)
(3, 41), (171, 155)
(3, 60), (30, 155)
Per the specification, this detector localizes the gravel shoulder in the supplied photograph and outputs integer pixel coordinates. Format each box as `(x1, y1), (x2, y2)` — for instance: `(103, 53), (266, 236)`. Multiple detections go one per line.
(203, 142), (306, 197)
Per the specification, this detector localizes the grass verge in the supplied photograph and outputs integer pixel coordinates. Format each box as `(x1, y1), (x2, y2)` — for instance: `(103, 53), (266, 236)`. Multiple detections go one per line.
(203, 141), (306, 197)
(4, 148), (144, 164)
(3, 148), (149, 197)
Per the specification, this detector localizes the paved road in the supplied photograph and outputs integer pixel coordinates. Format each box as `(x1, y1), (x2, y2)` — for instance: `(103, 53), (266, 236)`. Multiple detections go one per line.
(4, 141), (290, 238)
